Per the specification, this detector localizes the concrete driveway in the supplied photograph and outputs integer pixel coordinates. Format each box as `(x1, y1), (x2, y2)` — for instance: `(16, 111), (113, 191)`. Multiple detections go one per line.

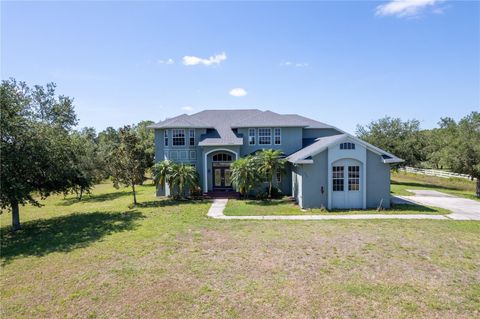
(393, 190), (480, 220)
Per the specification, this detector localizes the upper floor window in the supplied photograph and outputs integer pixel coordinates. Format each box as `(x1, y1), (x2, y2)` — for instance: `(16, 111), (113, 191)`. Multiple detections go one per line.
(340, 142), (355, 150)
(164, 130), (169, 146)
(258, 128), (272, 145)
(274, 128), (281, 145)
(172, 129), (185, 146)
(248, 128), (256, 145)
(189, 129), (195, 146)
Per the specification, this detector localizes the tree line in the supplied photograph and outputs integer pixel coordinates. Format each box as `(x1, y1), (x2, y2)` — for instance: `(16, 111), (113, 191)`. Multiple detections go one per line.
(356, 112), (480, 197)
(1, 79), (155, 231)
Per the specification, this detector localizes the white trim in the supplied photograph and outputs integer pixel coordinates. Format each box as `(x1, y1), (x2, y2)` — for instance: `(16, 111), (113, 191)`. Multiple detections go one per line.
(274, 127), (281, 145)
(172, 128), (186, 147)
(203, 148), (239, 192)
(289, 134), (403, 164)
(258, 128), (272, 145)
(248, 128), (256, 145)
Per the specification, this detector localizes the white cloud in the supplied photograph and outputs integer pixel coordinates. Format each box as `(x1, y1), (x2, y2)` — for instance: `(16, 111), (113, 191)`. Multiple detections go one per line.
(181, 106), (194, 113)
(281, 61), (308, 67)
(157, 58), (175, 65)
(182, 52), (227, 66)
(375, 0), (444, 18)
(229, 88), (247, 97)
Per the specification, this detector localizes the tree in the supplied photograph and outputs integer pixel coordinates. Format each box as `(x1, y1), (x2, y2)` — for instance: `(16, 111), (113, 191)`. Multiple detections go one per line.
(356, 117), (426, 167)
(0, 79), (80, 231)
(230, 156), (260, 199)
(109, 126), (151, 205)
(152, 160), (175, 193)
(97, 127), (120, 179)
(437, 112), (480, 197)
(135, 120), (155, 166)
(68, 128), (103, 199)
(169, 164), (199, 199)
(255, 149), (286, 199)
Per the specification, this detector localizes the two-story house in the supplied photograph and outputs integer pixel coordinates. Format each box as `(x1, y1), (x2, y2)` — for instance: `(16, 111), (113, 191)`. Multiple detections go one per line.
(149, 109), (402, 209)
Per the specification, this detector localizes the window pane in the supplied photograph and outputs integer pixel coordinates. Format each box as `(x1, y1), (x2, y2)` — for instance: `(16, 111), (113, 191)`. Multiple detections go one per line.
(348, 166), (360, 191)
(258, 128), (271, 145)
(332, 166), (344, 191)
(274, 128), (281, 145)
(172, 129), (185, 146)
(248, 128), (256, 145)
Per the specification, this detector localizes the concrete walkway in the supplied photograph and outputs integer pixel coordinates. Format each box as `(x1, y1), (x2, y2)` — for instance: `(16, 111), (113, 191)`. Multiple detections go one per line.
(394, 190), (480, 221)
(207, 198), (449, 220)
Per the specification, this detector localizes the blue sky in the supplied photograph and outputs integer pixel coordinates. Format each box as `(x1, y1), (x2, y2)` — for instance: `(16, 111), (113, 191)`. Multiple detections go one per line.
(2, 1), (479, 134)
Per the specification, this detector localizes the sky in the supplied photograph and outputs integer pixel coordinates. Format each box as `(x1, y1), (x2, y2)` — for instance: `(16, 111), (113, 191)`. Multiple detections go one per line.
(2, 0), (479, 134)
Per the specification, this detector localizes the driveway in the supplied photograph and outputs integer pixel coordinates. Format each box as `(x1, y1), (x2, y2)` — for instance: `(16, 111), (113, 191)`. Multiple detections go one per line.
(393, 190), (480, 220)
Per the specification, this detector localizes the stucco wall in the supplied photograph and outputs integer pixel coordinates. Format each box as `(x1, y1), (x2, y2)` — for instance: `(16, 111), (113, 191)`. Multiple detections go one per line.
(366, 150), (391, 208)
(298, 150), (328, 209)
(237, 127), (304, 156)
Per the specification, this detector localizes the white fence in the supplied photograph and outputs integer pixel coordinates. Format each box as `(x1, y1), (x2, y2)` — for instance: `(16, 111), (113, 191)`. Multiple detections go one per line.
(399, 166), (474, 180)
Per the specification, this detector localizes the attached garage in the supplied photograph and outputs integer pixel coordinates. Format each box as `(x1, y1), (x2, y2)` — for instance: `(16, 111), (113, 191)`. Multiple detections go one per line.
(287, 134), (402, 210)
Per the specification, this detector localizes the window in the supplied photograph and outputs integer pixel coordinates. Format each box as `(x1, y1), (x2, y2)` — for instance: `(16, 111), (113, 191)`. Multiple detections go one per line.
(332, 166), (344, 191)
(164, 130), (169, 146)
(274, 128), (281, 145)
(258, 128), (272, 145)
(276, 172), (282, 184)
(212, 153), (233, 162)
(248, 128), (256, 145)
(172, 129), (185, 146)
(190, 151), (196, 160)
(340, 142), (355, 150)
(189, 129), (195, 146)
(348, 166), (360, 191)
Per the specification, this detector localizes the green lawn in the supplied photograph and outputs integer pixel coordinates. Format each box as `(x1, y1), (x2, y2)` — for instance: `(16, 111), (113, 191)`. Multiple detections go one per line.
(224, 198), (449, 216)
(392, 171), (479, 201)
(1, 183), (479, 318)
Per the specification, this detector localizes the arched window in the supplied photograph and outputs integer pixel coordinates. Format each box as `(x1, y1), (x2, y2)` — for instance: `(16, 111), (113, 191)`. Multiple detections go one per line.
(340, 142), (355, 150)
(212, 153), (233, 162)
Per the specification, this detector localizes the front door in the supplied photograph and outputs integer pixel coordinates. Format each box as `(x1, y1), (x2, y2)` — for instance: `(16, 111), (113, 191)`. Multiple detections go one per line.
(213, 167), (233, 190)
(331, 159), (363, 209)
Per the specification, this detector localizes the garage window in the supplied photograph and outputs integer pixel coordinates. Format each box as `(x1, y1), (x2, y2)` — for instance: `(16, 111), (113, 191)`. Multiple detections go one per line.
(348, 166), (360, 191)
(332, 166), (344, 191)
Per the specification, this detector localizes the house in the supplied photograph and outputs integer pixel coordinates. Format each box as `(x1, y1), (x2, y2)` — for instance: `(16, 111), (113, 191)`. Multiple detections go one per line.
(149, 109), (403, 209)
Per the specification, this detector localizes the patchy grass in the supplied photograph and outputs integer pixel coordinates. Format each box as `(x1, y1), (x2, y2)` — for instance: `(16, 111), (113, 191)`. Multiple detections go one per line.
(392, 171), (479, 201)
(1, 183), (479, 318)
(224, 198), (449, 216)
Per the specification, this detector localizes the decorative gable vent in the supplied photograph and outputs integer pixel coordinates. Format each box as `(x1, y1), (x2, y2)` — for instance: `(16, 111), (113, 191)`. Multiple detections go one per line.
(340, 142), (355, 150)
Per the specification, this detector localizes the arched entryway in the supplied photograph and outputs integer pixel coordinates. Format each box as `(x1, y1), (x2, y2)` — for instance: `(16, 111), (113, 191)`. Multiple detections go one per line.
(203, 149), (238, 192)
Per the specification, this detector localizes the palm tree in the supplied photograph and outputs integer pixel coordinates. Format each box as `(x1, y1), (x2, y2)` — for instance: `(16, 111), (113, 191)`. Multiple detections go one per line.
(170, 164), (199, 199)
(256, 149), (286, 199)
(152, 160), (174, 192)
(230, 156), (259, 199)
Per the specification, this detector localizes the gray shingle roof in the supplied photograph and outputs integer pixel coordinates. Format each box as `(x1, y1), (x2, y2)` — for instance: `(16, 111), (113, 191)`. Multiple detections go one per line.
(287, 133), (404, 164)
(287, 134), (347, 163)
(147, 114), (211, 129)
(149, 109), (335, 146)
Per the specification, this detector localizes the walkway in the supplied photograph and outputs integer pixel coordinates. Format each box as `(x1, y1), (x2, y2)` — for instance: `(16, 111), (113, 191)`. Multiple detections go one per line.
(207, 198), (449, 220)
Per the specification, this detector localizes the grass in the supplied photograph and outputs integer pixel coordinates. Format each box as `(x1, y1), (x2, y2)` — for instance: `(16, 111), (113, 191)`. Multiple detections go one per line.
(1, 182), (479, 318)
(391, 171), (479, 201)
(224, 198), (450, 216)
